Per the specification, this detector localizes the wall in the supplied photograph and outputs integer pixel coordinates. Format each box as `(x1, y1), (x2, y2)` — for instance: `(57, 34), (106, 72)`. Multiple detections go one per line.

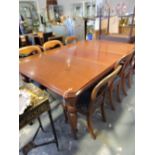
(19, 0), (135, 18)
(57, 0), (91, 16)
(19, 0), (134, 39)
(57, 0), (135, 16)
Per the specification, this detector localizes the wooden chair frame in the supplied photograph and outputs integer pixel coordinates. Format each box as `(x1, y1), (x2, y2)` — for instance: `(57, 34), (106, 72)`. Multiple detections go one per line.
(107, 51), (135, 111)
(119, 51), (135, 94)
(65, 36), (77, 45)
(43, 40), (63, 51)
(19, 45), (42, 57)
(77, 64), (122, 139)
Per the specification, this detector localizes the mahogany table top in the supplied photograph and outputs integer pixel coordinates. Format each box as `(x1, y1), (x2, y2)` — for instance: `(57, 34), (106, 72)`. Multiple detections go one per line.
(20, 40), (134, 98)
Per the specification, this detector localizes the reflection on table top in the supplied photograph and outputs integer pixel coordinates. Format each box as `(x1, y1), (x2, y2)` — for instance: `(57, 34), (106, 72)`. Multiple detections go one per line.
(20, 40), (134, 98)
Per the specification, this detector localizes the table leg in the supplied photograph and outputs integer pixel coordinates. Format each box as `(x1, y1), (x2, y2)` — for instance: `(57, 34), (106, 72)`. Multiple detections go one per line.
(38, 117), (46, 132)
(48, 110), (59, 150)
(65, 98), (78, 139)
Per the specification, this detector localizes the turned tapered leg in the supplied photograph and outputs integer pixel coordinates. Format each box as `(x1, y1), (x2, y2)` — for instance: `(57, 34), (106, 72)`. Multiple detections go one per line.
(65, 98), (78, 139)
(87, 115), (96, 139)
(117, 82), (121, 103)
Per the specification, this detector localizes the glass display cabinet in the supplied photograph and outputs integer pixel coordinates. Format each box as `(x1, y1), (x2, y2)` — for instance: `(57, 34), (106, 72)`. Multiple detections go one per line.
(72, 3), (83, 17)
(72, 1), (96, 40)
(85, 2), (96, 18)
(47, 5), (63, 23)
(119, 13), (135, 36)
(19, 1), (40, 34)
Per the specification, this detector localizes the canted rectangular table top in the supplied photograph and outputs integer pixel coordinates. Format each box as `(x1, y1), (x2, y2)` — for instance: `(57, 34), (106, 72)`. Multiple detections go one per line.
(20, 40), (134, 98)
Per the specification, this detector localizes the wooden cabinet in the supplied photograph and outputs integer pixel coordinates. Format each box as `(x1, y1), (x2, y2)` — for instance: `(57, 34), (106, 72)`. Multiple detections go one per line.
(47, 0), (57, 5)
(119, 25), (135, 36)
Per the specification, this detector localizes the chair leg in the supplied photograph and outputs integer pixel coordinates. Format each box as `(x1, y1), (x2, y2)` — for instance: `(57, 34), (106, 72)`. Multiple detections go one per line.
(100, 101), (106, 122)
(87, 115), (96, 139)
(128, 72), (132, 88)
(122, 77), (127, 96)
(108, 88), (115, 111)
(117, 82), (121, 103)
(132, 63), (135, 74)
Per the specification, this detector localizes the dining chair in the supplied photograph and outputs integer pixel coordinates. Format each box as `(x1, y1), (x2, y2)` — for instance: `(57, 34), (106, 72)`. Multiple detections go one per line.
(19, 45), (43, 58)
(43, 40), (63, 51)
(19, 45), (43, 87)
(65, 36), (77, 45)
(123, 51), (135, 89)
(107, 51), (135, 111)
(76, 63), (122, 139)
(130, 51), (135, 75)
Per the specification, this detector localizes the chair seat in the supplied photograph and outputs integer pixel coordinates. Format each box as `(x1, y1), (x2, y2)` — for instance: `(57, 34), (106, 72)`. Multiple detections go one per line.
(76, 89), (91, 113)
(76, 85), (107, 114)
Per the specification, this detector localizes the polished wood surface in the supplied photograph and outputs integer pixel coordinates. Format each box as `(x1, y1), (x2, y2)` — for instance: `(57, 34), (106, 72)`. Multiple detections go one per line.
(20, 40), (134, 99)
(57, 40), (134, 64)
(43, 40), (63, 51)
(20, 40), (134, 138)
(19, 45), (42, 56)
(65, 36), (77, 44)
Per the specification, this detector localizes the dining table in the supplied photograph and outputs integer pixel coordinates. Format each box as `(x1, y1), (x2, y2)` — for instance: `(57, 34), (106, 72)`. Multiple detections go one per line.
(19, 40), (134, 138)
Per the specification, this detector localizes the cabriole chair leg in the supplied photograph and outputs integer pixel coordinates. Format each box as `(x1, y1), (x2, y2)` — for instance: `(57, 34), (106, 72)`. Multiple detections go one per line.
(108, 88), (115, 111)
(117, 82), (121, 103)
(100, 102), (106, 122)
(87, 115), (96, 139)
(127, 73), (131, 88)
(122, 78), (127, 96)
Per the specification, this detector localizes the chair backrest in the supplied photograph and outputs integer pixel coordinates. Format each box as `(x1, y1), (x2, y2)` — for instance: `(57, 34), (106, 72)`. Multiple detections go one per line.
(65, 36), (77, 45)
(43, 40), (63, 51)
(130, 51), (135, 69)
(90, 64), (122, 104)
(119, 50), (135, 77)
(19, 45), (42, 57)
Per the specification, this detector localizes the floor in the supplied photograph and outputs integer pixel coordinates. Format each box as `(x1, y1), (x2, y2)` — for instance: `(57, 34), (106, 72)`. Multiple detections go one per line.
(19, 77), (135, 155)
